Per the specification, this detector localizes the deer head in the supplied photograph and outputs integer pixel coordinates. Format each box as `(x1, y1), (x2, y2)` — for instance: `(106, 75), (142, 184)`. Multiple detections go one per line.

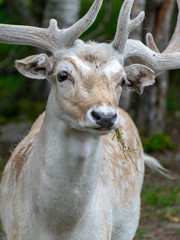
(1, 0), (180, 135)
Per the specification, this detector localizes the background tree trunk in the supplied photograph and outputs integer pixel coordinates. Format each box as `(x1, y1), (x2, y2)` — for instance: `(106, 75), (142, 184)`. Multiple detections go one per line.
(32, 0), (81, 100)
(120, 0), (175, 136)
(136, 0), (175, 135)
(42, 0), (80, 28)
(120, 0), (146, 111)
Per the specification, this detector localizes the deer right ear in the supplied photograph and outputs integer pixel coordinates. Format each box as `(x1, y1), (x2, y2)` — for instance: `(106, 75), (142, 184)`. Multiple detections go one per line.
(124, 64), (155, 95)
(15, 54), (53, 79)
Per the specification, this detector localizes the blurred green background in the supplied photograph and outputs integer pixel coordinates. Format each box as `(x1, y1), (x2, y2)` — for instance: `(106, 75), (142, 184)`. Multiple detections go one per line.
(0, 0), (180, 239)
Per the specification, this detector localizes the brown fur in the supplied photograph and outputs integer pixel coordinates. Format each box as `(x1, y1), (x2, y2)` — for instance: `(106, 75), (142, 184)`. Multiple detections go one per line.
(2, 129), (39, 186)
(101, 108), (143, 206)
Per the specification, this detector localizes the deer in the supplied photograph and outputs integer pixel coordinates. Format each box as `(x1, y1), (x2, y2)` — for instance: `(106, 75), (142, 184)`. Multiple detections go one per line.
(0, 0), (180, 239)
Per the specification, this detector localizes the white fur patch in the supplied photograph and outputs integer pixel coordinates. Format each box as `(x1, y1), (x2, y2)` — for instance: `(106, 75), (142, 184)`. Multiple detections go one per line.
(71, 55), (92, 74)
(54, 60), (75, 75)
(103, 60), (124, 78)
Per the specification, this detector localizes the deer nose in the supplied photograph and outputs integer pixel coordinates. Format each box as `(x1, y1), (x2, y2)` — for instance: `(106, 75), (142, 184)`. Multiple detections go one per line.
(91, 110), (118, 128)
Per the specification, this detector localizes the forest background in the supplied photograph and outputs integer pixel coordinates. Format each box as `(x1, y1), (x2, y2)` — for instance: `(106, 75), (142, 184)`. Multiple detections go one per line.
(0, 0), (180, 239)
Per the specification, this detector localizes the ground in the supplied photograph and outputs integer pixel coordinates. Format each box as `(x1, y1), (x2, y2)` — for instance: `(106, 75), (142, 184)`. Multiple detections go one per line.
(135, 170), (180, 240)
(134, 117), (180, 240)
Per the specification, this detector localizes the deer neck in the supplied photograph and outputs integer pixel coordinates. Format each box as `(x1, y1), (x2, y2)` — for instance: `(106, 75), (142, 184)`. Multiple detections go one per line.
(40, 110), (103, 187)
(28, 94), (103, 230)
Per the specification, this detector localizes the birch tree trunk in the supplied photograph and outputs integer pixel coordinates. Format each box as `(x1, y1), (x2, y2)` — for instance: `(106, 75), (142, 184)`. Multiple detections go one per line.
(120, 0), (175, 135)
(42, 0), (80, 28)
(136, 0), (175, 135)
(35, 0), (80, 99)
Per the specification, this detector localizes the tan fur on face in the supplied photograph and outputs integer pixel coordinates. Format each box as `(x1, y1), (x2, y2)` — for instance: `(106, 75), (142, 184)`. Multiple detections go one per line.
(55, 70), (119, 122)
(54, 43), (124, 123)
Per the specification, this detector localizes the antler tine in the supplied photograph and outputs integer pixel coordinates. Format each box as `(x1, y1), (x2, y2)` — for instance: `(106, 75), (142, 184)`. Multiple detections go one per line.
(125, 37), (180, 76)
(145, 0), (180, 54)
(0, 0), (103, 53)
(146, 33), (160, 53)
(64, 0), (103, 47)
(124, 0), (180, 76)
(0, 20), (62, 53)
(163, 0), (180, 53)
(112, 0), (145, 55)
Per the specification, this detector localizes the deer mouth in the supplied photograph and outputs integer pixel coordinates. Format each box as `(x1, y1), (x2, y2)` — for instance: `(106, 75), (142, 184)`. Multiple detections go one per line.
(94, 127), (112, 131)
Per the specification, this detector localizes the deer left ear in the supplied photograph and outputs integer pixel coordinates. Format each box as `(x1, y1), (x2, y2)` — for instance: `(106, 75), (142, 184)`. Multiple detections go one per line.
(124, 64), (155, 95)
(15, 53), (53, 80)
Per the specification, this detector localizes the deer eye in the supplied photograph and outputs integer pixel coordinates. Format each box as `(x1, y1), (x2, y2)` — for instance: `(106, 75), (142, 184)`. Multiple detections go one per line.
(120, 77), (126, 87)
(57, 71), (69, 82)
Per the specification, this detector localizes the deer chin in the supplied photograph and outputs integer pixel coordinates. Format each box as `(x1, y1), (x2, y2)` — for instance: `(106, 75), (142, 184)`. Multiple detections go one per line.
(62, 111), (119, 135)
(76, 123), (117, 136)
(88, 127), (113, 136)
(70, 124), (113, 136)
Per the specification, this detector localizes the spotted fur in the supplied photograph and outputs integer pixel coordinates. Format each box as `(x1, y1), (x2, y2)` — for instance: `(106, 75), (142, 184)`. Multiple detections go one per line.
(0, 107), (144, 240)
(0, 42), (153, 240)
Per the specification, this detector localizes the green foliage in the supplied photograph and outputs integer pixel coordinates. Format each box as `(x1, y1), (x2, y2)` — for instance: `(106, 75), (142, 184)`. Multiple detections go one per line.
(140, 180), (180, 222)
(167, 89), (180, 112)
(0, 4), (18, 24)
(0, 221), (3, 232)
(0, 74), (45, 123)
(128, 174), (180, 239)
(81, 0), (123, 39)
(18, 99), (45, 121)
(142, 184), (180, 208)
(114, 128), (136, 154)
(142, 132), (178, 153)
(0, 75), (24, 97)
(0, 8), (6, 23)
(135, 229), (151, 239)
(0, 99), (45, 123)
(27, 0), (33, 7)
(0, 45), (14, 56)
(1, 104), (19, 119)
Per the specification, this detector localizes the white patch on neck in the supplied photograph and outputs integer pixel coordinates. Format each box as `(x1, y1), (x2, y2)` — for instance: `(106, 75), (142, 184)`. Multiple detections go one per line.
(68, 132), (101, 159)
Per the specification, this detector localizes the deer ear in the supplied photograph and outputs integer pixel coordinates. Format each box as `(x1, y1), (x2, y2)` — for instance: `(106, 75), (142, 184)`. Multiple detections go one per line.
(124, 64), (155, 95)
(15, 54), (53, 79)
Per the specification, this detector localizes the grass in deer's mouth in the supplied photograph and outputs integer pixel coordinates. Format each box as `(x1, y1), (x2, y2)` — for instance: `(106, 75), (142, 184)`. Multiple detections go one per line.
(113, 128), (136, 155)
(113, 128), (141, 172)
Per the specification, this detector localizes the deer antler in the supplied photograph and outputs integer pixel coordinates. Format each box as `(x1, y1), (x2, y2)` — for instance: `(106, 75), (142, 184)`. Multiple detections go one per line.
(0, 0), (103, 54)
(123, 0), (180, 76)
(159, 0), (180, 54)
(111, 0), (145, 55)
(146, 33), (160, 53)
